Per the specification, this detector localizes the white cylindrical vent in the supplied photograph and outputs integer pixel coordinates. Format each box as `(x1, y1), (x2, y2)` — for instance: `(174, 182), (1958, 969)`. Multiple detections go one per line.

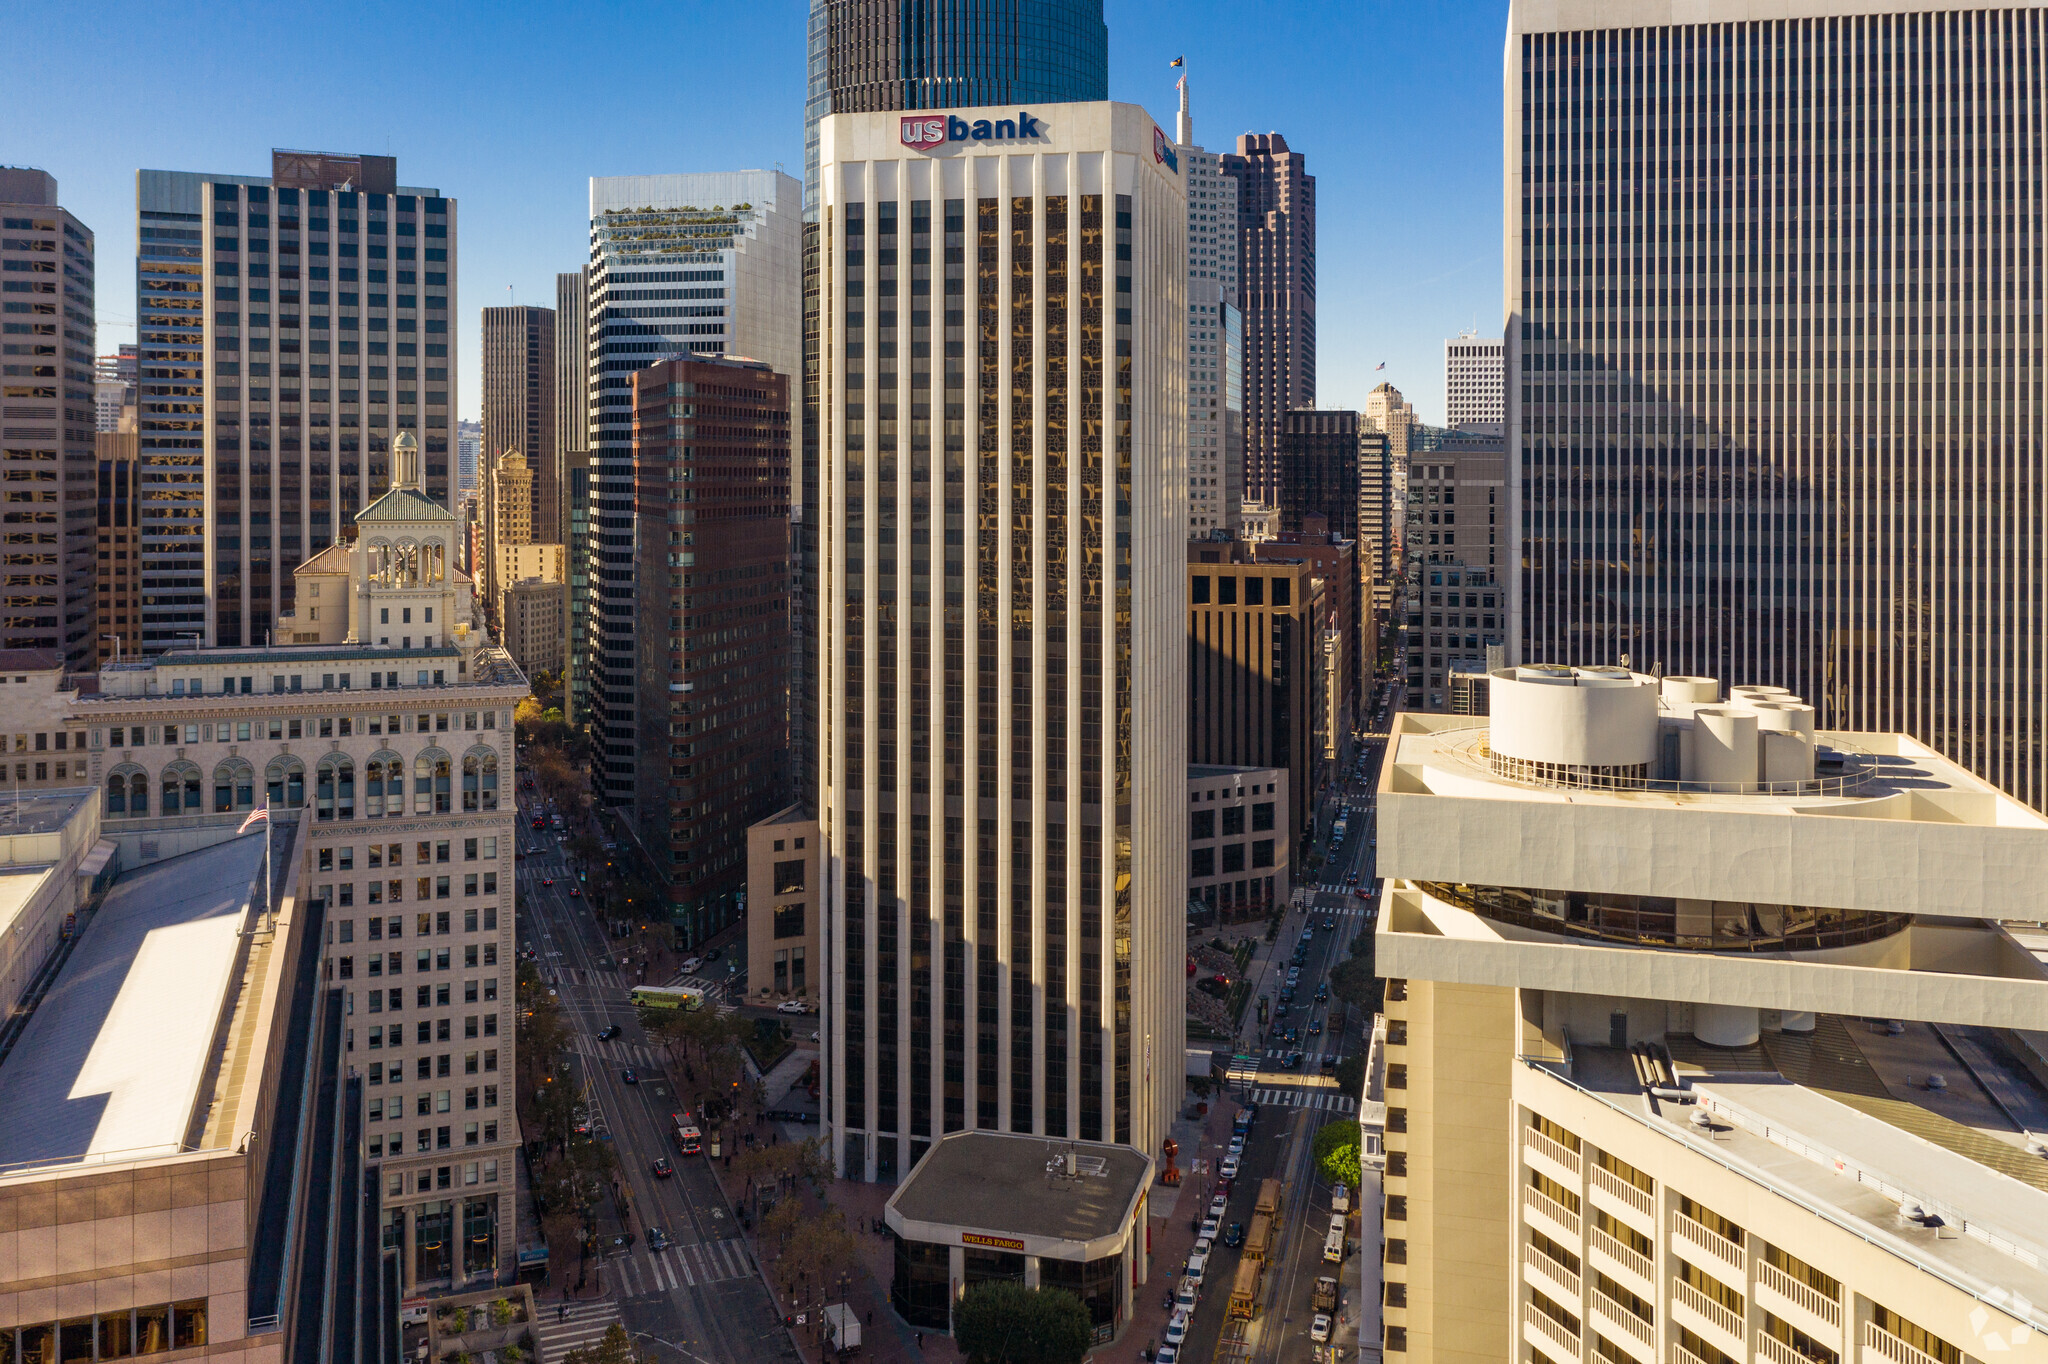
(1489, 669), (1659, 769)
(1696, 1004), (1761, 1048)
(1779, 1011), (1816, 1033)
(1689, 709), (1759, 788)
(1661, 676), (1719, 704)
(1750, 702), (1817, 740)
(1515, 665), (1578, 684)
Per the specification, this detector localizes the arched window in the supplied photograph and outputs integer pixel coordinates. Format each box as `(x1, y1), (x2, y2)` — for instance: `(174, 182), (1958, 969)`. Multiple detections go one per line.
(266, 756), (305, 809)
(317, 756), (356, 822)
(213, 758), (256, 813)
(161, 760), (201, 814)
(414, 748), (452, 814)
(462, 748), (500, 812)
(106, 764), (147, 817)
(365, 750), (403, 818)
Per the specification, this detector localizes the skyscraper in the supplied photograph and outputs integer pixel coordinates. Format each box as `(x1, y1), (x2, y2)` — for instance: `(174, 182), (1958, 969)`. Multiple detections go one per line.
(632, 355), (791, 945)
(1221, 132), (1314, 504)
(96, 416), (140, 663)
(816, 100), (1186, 1180)
(455, 417), (480, 498)
(138, 152), (457, 650)
(95, 343), (136, 432)
(800, 0), (1112, 820)
(481, 304), (557, 541)
(1176, 76), (1243, 538)
(1510, 2), (2048, 810)
(555, 268), (591, 724)
(1363, 379), (1415, 485)
(1444, 328), (1504, 431)
(583, 171), (800, 810)
(0, 168), (96, 669)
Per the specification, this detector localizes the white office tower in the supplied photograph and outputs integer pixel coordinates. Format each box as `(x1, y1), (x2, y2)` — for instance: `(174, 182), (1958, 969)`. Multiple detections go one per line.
(1444, 329), (1503, 432)
(581, 170), (800, 809)
(1374, 666), (2048, 1363)
(816, 101), (1187, 1181)
(1176, 75), (1243, 538)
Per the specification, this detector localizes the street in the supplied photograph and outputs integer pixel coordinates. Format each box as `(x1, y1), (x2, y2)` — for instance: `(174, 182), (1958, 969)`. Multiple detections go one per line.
(1180, 680), (1399, 1364)
(515, 788), (802, 1364)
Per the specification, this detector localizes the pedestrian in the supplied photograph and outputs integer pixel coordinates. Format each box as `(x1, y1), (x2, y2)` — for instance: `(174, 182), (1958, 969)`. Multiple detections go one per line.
(866, 1310), (873, 1328)
(916, 1333), (924, 1351)
(558, 1304), (567, 1322)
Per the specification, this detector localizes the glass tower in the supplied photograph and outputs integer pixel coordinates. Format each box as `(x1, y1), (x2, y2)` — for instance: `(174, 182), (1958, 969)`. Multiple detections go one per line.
(1511, 4), (2048, 811)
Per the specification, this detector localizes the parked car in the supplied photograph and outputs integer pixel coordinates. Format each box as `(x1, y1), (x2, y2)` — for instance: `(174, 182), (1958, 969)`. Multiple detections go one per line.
(1310, 1313), (1332, 1343)
(1209, 1193), (1228, 1219)
(777, 999), (810, 1014)
(1177, 1278), (1199, 1311)
(1199, 1216), (1220, 1241)
(1165, 1309), (1190, 1348)
(1220, 1154), (1241, 1179)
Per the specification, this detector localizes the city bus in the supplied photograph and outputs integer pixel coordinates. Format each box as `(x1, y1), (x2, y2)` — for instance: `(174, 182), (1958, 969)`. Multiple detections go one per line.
(631, 984), (707, 1012)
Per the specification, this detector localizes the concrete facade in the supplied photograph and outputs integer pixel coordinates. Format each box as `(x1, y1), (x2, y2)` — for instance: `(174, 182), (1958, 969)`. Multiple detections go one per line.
(745, 804), (818, 1005)
(817, 100), (1188, 1179)
(1375, 668), (2048, 1362)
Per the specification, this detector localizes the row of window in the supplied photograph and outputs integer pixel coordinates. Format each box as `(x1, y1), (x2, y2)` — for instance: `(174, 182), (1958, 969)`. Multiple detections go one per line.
(322, 837), (500, 872)
(363, 1043), (498, 1076)
(339, 950), (501, 981)
(369, 1120), (498, 1155)
(378, 1155), (498, 1186)
(104, 749), (499, 818)
(327, 871), (500, 906)
(106, 708), (500, 734)
(1191, 840), (1277, 878)
(0, 1302), (209, 1364)
(1191, 803), (1277, 839)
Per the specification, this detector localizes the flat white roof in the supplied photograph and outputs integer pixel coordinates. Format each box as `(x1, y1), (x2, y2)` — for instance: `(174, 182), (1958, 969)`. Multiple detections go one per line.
(0, 832), (264, 1173)
(0, 865), (53, 945)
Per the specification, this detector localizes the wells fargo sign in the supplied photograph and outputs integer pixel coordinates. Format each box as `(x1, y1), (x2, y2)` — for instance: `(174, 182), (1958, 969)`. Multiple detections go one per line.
(962, 1232), (1026, 1252)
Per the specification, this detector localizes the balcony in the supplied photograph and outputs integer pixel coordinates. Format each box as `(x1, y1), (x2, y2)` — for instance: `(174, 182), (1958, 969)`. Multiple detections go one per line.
(1589, 1226), (1654, 1293)
(1524, 1183), (1581, 1240)
(1590, 1288), (1654, 1349)
(1757, 1259), (1843, 1339)
(1525, 1125), (1582, 1179)
(1523, 1241), (1580, 1304)
(1673, 1212), (1746, 1281)
(1521, 1301), (1580, 1364)
(1863, 1322), (1953, 1364)
(1673, 1277), (1745, 1352)
(1589, 1164), (1656, 1235)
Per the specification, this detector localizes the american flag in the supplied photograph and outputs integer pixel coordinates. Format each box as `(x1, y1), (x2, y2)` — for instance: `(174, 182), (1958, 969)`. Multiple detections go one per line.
(238, 806), (270, 836)
(1375, 362), (1386, 371)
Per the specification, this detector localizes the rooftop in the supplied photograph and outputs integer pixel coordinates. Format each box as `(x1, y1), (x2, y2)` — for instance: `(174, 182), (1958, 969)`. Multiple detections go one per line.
(1552, 1020), (2048, 1335)
(0, 649), (64, 674)
(0, 786), (96, 841)
(886, 1132), (1152, 1253)
(0, 830), (274, 1174)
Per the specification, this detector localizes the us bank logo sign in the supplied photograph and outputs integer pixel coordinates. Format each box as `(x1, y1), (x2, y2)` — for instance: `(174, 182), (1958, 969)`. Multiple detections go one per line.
(900, 111), (1046, 150)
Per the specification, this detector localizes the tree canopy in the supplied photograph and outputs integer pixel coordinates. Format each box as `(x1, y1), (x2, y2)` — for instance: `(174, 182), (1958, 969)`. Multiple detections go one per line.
(952, 1282), (1093, 1364)
(1313, 1118), (1362, 1191)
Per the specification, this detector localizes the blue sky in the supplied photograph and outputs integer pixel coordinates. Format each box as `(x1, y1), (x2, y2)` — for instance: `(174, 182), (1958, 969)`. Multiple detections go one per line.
(12, 0), (1503, 426)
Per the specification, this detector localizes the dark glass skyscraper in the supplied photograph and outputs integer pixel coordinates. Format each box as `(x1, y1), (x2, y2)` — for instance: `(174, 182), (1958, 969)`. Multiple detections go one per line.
(1511, 3), (2048, 811)
(798, 0), (1109, 818)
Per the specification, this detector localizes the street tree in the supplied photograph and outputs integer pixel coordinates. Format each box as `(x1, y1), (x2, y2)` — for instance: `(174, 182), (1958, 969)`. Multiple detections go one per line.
(952, 1282), (1093, 1364)
(1312, 1118), (1362, 1190)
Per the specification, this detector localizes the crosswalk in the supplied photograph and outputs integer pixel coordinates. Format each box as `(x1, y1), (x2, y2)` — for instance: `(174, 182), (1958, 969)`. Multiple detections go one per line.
(534, 1297), (622, 1363)
(1305, 886), (1378, 905)
(1249, 1087), (1358, 1113)
(577, 1036), (665, 1068)
(614, 1237), (757, 1298)
(1226, 1054), (1260, 1087)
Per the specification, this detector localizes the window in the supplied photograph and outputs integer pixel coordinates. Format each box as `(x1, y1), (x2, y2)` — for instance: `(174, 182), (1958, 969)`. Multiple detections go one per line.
(1221, 805), (1245, 837)
(1221, 843), (1245, 873)
(773, 902), (805, 939)
(1190, 809), (1214, 840)
(1191, 846), (1215, 878)
(773, 858), (805, 895)
(1252, 839), (1274, 868)
(461, 749), (498, 811)
(1251, 801), (1275, 832)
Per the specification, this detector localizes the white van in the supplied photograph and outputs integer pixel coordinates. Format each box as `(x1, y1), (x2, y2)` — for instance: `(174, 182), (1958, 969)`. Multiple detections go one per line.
(1323, 1215), (1346, 1263)
(1185, 1250), (1209, 1285)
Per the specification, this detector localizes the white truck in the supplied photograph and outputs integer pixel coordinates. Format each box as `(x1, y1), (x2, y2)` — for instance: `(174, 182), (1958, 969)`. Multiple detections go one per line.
(823, 1303), (862, 1353)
